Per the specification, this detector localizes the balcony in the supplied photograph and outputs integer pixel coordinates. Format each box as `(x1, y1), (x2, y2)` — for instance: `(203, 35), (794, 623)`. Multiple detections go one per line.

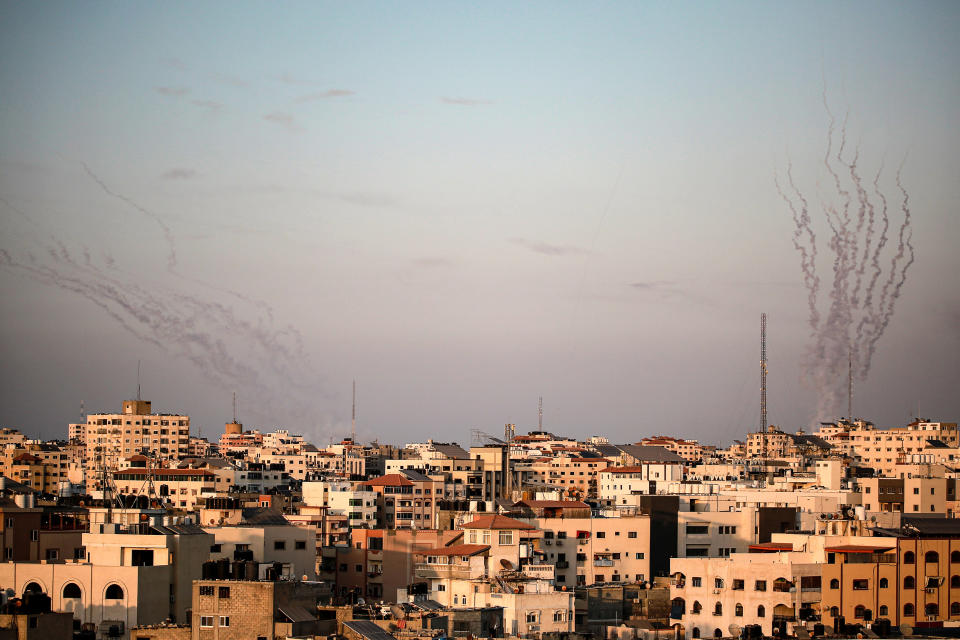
(415, 563), (474, 580)
(522, 564), (556, 580)
(594, 559), (614, 567)
(556, 561), (570, 569)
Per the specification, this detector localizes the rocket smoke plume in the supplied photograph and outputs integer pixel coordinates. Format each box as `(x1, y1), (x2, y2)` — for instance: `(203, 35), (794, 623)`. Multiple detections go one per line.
(0, 166), (330, 440)
(775, 101), (915, 423)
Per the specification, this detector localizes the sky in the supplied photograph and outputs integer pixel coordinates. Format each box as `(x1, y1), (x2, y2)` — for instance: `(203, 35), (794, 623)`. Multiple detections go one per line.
(1, 1), (958, 447)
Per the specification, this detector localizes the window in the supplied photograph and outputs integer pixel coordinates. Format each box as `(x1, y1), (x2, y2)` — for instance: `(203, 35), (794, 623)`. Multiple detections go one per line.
(218, 586), (230, 598)
(952, 602), (960, 616)
(904, 576), (915, 589)
(757, 605), (765, 618)
(210, 544), (221, 553)
(62, 583), (81, 598)
(219, 616), (230, 627)
(926, 603), (939, 616)
(713, 602), (722, 616)
(830, 579), (840, 589)
(879, 578), (889, 588)
(629, 531), (637, 539)
(274, 540), (286, 550)
(356, 565), (363, 572)
(525, 611), (539, 623)
(499, 531), (514, 545)
(904, 551), (915, 564)
(914, 487), (920, 494)
(735, 604), (743, 617)
(200, 616), (213, 628)
(854, 605), (866, 619)
(879, 605), (889, 616)
(926, 551), (940, 563)
(952, 551), (960, 563)
(755, 580), (767, 592)
(30, 530), (38, 541)
(692, 601), (702, 614)
(132, 549), (154, 566)
(554, 611), (565, 622)
(853, 579), (868, 590)
(732, 579), (744, 591)
(692, 577), (702, 587)
(904, 604), (915, 617)
(714, 578), (724, 589)
(597, 531), (605, 538)
(295, 540), (306, 550)
(199, 586), (214, 596)
(45, 549), (59, 560)
(686, 524), (709, 535)
(105, 584), (124, 599)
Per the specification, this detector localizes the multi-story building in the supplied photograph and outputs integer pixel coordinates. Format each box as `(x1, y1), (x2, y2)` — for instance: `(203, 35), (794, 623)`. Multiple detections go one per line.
(639, 436), (704, 462)
(83, 399), (189, 488)
(361, 470), (444, 529)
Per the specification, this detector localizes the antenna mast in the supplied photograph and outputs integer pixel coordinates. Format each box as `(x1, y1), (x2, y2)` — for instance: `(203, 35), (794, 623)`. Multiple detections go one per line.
(232, 391), (237, 423)
(136, 360), (141, 401)
(351, 380), (356, 443)
(538, 396), (543, 431)
(760, 313), (767, 433)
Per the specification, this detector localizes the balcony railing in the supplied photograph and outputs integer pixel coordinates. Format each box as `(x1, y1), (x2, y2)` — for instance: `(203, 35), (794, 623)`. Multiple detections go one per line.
(415, 563), (474, 579)
(594, 559), (614, 567)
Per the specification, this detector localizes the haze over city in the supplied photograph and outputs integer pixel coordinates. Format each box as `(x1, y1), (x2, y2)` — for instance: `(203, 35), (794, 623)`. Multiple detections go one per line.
(1, 1), (958, 445)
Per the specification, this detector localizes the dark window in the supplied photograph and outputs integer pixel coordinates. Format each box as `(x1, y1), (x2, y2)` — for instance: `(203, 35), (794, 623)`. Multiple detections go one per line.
(904, 576), (915, 589)
(218, 586), (230, 598)
(62, 583), (81, 598)
(926, 551), (940, 563)
(755, 580), (767, 592)
(210, 544), (221, 553)
(199, 586), (214, 596)
(904, 603), (915, 616)
(879, 578), (889, 588)
(274, 540), (286, 550)
(757, 605), (765, 618)
(131, 549), (154, 566)
(295, 541), (306, 550)
(853, 579), (868, 590)
(904, 551), (915, 564)
(105, 584), (124, 599)
(830, 579), (840, 589)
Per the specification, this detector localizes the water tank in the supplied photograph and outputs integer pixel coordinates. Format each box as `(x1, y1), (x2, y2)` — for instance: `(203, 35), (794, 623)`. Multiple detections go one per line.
(14, 493), (35, 508)
(245, 561), (259, 580)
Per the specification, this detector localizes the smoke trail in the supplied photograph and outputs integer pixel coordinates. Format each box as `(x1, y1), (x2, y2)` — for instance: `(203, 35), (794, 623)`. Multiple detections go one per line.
(1, 195), (326, 434)
(779, 97), (916, 423)
(82, 162), (178, 270)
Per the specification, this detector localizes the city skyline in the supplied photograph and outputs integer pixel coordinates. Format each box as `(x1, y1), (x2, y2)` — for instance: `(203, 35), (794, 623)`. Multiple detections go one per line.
(1, 2), (958, 444)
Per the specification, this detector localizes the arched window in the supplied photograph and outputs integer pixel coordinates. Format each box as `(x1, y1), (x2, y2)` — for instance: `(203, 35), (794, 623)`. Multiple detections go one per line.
(926, 551), (940, 564)
(714, 602), (722, 616)
(672, 598), (686, 615)
(714, 629), (722, 639)
(757, 605), (765, 618)
(105, 584), (124, 600)
(952, 602), (960, 616)
(904, 576), (916, 589)
(830, 579), (840, 589)
(735, 604), (743, 617)
(904, 551), (915, 564)
(692, 601), (702, 614)
(952, 550), (960, 563)
(953, 576), (960, 588)
(879, 577), (888, 588)
(904, 603), (915, 617)
(830, 607), (839, 617)
(927, 603), (939, 616)
(855, 605), (866, 619)
(23, 582), (42, 595)
(692, 629), (700, 639)
(62, 583), (81, 598)
(879, 605), (888, 617)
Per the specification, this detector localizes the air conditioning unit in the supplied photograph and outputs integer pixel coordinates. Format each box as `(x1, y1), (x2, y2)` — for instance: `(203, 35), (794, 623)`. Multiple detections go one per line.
(545, 540), (552, 546)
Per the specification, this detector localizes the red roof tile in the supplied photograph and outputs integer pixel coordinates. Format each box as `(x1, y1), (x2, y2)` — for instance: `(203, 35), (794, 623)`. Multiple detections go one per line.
(461, 514), (536, 530)
(362, 474), (413, 487)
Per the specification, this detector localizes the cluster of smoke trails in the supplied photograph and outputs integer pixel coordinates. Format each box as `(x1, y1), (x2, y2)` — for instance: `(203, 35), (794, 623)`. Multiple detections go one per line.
(0, 191), (324, 436)
(777, 104), (915, 423)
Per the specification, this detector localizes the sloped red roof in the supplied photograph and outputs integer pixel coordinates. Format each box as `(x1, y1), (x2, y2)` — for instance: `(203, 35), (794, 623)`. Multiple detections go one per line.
(461, 514), (536, 530)
(749, 543), (793, 552)
(417, 543), (490, 557)
(12, 453), (41, 464)
(362, 474), (413, 487)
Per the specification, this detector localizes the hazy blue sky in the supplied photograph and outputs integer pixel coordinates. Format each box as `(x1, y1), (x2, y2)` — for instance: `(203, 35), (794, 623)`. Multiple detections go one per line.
(1, 1), (958, 446)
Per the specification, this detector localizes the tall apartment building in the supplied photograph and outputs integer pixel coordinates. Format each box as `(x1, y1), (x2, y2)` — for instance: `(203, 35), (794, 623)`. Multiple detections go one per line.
(83, 399), (189, 487)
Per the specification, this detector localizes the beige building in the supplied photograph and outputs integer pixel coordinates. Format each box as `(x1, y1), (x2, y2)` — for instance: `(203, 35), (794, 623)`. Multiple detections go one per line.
(84, 399), (189, 488)
(0, 513), (212, 639)
(204, 514), (318, 580)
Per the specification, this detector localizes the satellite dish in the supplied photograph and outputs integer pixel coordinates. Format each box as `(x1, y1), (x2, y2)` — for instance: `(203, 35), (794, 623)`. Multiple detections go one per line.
(900, 625), (913, 636)
(500, 559), (515, 570)
(728, 625), (741, 637)
(358, 598), (366, 605)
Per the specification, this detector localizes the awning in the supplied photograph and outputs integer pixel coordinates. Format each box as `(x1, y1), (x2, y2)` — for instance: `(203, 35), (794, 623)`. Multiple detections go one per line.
(824, 545), (894, 553)
(749, 543), (793, 552)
